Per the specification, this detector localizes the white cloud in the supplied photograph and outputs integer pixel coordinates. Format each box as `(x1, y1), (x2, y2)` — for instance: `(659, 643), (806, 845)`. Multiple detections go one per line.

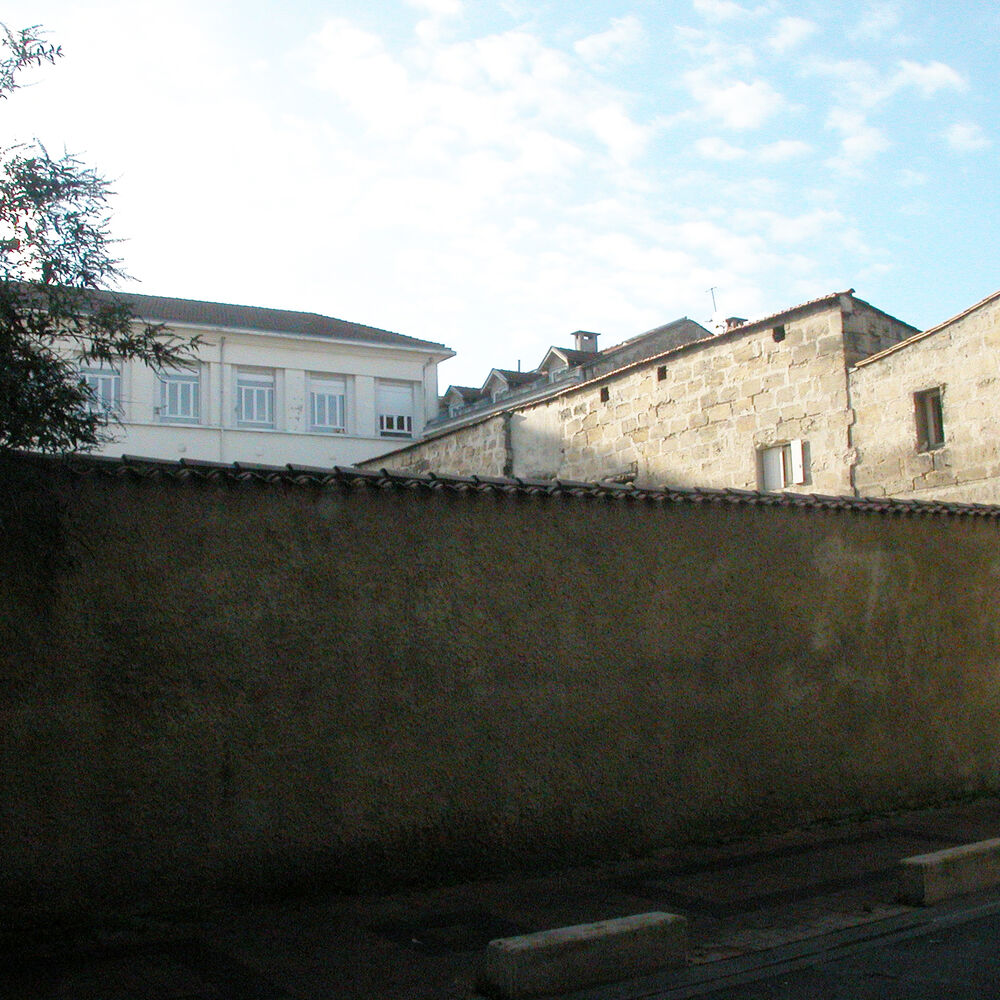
(685, 72), (785, 130)
(945, 121), (991, 152)
(586, 105), (651, 164)
(810, 57), (965, 113)
(695, 136), (746, 160)
(898, 168), (927, 187)
(675, 26), (757, 74)
(309, 20), (414, 133)
(307, 19), (654, 170)
(767, 17), (817, 53)
(809, 57), (881, 108)
(574, 15), (644, 67)
(826, 109), (890, 172)
(850, 3), (902, 43)
(406, 0), (463, 13)
(757, 139), (812, 162)
(766, 209), (845, 244)
(693, 0), (749, 23)
(891, 60), (966, 97)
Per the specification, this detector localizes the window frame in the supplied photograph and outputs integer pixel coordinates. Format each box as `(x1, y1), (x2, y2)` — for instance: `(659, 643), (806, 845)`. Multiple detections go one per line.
(309, 373), (348, 434)
(158, 367), (201, 424)
(914, 386), (945, 452)
(760, 439), (807, 491)
(79, 362), (122, 417)
(376, 380), (415, 439)
(235, 368), (276, 429)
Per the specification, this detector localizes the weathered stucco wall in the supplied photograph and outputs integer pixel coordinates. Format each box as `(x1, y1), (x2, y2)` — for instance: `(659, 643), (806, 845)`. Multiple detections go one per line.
(364, 299), (914, 491)
(4, 455), (1000, 917)
(851, 293), (1000, 502)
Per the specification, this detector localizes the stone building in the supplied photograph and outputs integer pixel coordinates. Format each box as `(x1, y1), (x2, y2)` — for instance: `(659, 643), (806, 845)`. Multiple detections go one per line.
(851, 289), (1000, 502)
(359, 290), (922, 497)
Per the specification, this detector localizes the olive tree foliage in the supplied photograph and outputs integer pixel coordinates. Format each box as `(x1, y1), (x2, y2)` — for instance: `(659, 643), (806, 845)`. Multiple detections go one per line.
(0, 25), (197, 453)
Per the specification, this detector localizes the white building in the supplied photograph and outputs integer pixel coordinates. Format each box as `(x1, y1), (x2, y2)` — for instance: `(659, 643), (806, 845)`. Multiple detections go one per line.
(79, 291), (453, 466)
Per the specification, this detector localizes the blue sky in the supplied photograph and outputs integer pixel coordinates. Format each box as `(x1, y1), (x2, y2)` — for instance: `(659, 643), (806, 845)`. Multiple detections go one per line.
(4, 0), (997, 386)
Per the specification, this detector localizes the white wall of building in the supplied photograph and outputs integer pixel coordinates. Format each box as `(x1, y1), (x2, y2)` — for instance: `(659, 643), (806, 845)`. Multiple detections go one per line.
(81, 324), (449, 467)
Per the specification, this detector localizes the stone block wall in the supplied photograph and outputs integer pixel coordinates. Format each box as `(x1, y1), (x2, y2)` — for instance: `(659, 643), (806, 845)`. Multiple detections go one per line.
(361, 411), (509, 477)
(517, 303), (858, 491)
(851, 293), (1000, 502)
(365, 298), (916, 493)
(842, 302), (918, 368)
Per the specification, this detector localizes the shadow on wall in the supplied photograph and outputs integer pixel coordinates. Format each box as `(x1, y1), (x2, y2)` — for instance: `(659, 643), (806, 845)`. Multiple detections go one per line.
(3, 454), (1000, 915)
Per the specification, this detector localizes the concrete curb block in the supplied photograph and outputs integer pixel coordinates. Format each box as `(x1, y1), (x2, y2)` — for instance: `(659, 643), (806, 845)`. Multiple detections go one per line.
(479, 911), (687, 999)
(898, 837), (1000, 904)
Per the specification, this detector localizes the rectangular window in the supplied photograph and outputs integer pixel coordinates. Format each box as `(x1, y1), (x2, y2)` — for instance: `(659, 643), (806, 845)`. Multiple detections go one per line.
(914, 387), (944, 451)
(309, 374), (347, 433)
(80, 364), (121, 415)
(760, 440), (807, 491)
(377, 381), (414, 438)
(236, 369), (275, 428)
(159, 368), (200, 423)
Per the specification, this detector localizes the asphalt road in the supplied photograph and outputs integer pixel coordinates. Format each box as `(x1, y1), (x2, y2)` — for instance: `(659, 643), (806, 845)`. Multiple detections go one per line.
(693, 901), (1000, 1000)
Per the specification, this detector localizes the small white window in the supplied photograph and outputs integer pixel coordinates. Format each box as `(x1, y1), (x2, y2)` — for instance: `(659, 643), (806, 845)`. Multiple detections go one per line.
(159, 368), (200, 424)
(760, 439), (807, 491)
(377, 380), (414, 438)
(80, 363), (121, 415)
(236, 369), (275, 428)
(310, 375), (347, 433)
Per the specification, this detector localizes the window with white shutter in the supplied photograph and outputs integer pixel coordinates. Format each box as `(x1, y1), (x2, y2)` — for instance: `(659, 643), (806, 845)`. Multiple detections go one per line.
(377, 381), (414, 438)
(760, 439), (808, 490)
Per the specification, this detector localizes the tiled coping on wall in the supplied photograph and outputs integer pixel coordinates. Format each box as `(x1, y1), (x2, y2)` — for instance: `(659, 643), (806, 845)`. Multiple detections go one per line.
(27, 452), (1000, 519)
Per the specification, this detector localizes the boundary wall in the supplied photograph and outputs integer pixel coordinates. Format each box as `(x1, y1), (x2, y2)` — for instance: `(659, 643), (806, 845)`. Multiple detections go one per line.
(4, 454), (1000, 915)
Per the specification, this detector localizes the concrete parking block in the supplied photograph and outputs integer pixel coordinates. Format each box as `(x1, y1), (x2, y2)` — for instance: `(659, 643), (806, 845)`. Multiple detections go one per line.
(898, 837), (1000, 905)
(480, 911), (686, 999)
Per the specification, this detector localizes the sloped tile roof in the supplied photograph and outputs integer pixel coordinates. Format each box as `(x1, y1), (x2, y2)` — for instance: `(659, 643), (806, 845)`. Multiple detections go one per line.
(486, 368), (538, 388)
(94, 289), (452, 353)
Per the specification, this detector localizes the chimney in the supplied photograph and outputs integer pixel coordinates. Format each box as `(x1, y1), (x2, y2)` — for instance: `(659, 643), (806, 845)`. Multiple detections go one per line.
(573, 330), (600, 353)
(724, 316), (747, 331)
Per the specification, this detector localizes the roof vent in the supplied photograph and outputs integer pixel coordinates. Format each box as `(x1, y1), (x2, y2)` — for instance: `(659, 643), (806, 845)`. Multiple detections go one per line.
(725, 316), (747, 331)
(573, 330), (600, 353)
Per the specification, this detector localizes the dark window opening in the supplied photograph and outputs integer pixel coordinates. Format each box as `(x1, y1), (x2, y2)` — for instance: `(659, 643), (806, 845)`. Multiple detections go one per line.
(914, 387), (945, 451)
(657, 366), (667, 381)
(772, 324), (786, 343)
(599, 386), (610, 403)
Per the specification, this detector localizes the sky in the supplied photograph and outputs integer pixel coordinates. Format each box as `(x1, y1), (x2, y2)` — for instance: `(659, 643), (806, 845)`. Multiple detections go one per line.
(4, 0), (998, 388)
